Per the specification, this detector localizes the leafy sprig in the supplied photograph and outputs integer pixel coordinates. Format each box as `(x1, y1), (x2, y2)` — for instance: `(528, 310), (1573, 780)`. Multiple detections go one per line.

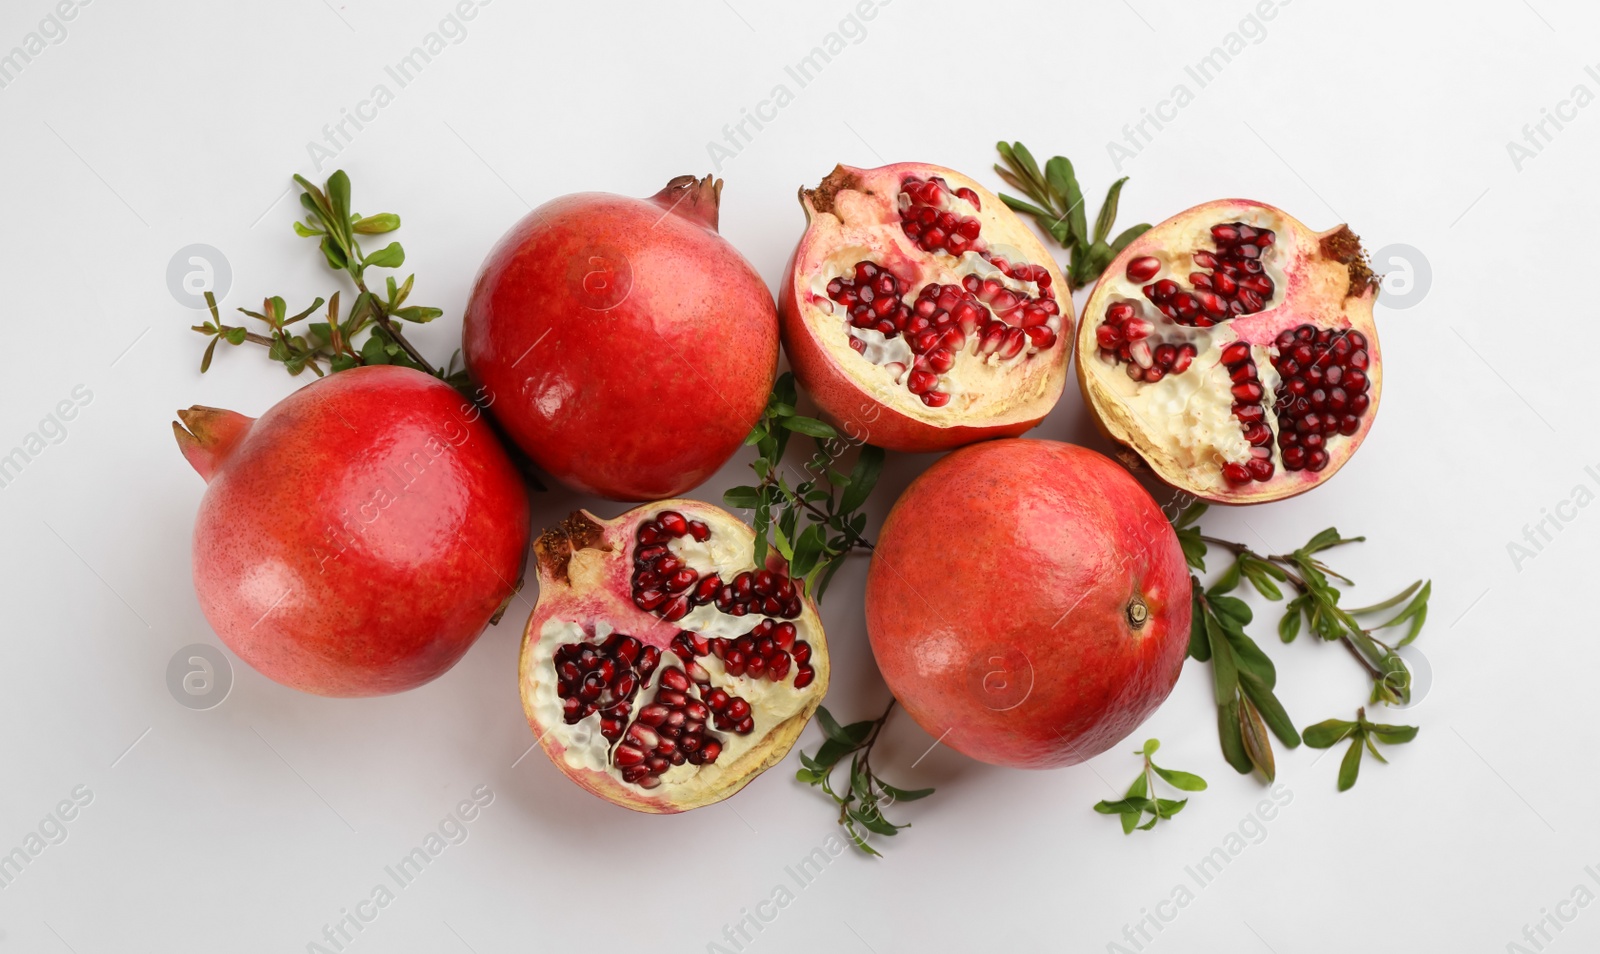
(191, 171), (454, 382)
(1173, 503), (1431, 786)
(726, 373), (883, 601)
(795, 702), (932, 856)
(994, 142), (1151, 290)
(1303, 708), (1418, 791)
(1094, 739), (1207, 834)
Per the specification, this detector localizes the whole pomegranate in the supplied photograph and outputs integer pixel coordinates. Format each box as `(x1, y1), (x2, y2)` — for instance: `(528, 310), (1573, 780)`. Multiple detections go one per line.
(174, 366), (530, 697)
(1079, 200), (1382, 503)
(463, 175), (777, 501)
(865, 440), (1189, 768)
(521, 501), (828, 812)
(780, 163), (1072, 452)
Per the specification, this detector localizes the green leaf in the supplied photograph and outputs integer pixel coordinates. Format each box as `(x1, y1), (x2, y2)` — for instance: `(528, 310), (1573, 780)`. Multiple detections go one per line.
(1154, 798), (1188, 819)
(1044, 157), (1087, 248)
(849, 804), (901, 837)
(1218, 698), (1253, 774)
(879, 782), (934, 803)
(1223, 623), (1277, 689)
(1206, 613), (1238, 704)
(790, 523), (828, 579)
(1092, 177), (1128, 245)
(319, 235), (348, 270)
(999, 193), (1054, 221)
(1141, 738), (1160, 757)
(1368, 724), (1419, 745)
(811, 738), (853, 769)
(1152, 766), (1208, 792)
(1347, 580), (1422, 616)
(1243, 563), (1284, 601)
(1238, 671), (1300, 747)
(292, 220), (323, 238)
(1375, 580), (1431, 647)
(723, 486), (762, 510)
(1120, 809), (1140, 835)
(1109, 223), (1151, 256)
(393, 306), (443, 323)
(199, 336), (219, 373)
(1338, 734), (1365, 791)
(353, 212), (400, 234)
(1177, 529), (1208, 572)
(1301, 719), (1357, 749)
(1209, 558), (1243, 595)
(839, 445), (885, 514)
(1173, 502), (1209, 530)
(1209, 593), (1252, 625)
(1238, 696), (1276, 781)
(223, 327), (248, 345)
(363, 242), (405, 269)
(326, 170), (352, 232)
(360, 335), (390, 365)
(778, 415), (836, 439)
(1187, 580), (1211, 662)
(815, 707), (850, 745)
(1126, 771), (1149, 799)
(1278, 599), (1304, 643)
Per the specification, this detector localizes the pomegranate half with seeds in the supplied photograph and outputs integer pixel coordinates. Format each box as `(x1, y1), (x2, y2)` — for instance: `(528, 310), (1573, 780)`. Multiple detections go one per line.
(779, 163), (1071, 452)
(464, 175), (777, 501)
(865, 439), (1190, 768)
(521, 501), (829, 812)
(1079, 200), (1382, 503)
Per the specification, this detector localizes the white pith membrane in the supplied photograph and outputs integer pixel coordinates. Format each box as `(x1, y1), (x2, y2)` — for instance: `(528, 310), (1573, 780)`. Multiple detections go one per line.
(793, 166), (1070, 426)
(523, 505), (826, 810)
(1080, 201), (1381, 502)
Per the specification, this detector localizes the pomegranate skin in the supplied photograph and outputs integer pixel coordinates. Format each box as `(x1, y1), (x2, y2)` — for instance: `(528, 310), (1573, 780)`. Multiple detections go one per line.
(176, 366), (530, 697)
(865, 440), (1190, 768)
(462, 175), (777, 501)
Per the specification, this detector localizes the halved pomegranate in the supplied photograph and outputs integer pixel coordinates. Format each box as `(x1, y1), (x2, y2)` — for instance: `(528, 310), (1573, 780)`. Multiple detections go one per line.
(1078, 201), (1382, 503)
(520, 501), (829, 813)
(779, 163), (1072, 452)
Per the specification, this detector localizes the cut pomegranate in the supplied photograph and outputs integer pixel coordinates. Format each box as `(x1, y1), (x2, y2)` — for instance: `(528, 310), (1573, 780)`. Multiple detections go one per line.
(1078, 200), (1382, 503)
(780, 163), (1072, 452)
(521, 502), (828, 812)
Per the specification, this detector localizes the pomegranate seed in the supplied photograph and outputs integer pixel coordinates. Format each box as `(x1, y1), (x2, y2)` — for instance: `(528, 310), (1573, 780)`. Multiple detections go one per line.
(1232, 382), (1263, 402)
(793, 667), (815, 689)
(1126, 256), (1161, 283)
(1222, 462), (1251, 484)
(1247, 457), (1275, 481)
(922, 390), (951, 408)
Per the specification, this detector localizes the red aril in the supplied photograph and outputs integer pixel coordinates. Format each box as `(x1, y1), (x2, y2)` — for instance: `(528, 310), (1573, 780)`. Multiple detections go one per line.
(1079, 200), (1382, 503)
(865, 440), (1189, 768)
(522, 501), (828, 812)
(463, 175), (777, 501)
(779, 163), (1071, 452)
(174, 366), (530, 696)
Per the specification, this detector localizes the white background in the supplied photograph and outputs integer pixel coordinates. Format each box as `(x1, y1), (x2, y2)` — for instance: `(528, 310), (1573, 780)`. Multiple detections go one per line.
(0, 0), (1590, 951)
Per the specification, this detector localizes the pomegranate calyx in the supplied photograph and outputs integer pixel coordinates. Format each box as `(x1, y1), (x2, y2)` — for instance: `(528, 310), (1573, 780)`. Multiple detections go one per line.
(172, 405), (255, 483)
(800, 164), (864, 217)
(534, 511), (611, 583)
(1126, 596), (1149, 630)
(1317, 225), (1379, 298)
(651, 174), (723, 232)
